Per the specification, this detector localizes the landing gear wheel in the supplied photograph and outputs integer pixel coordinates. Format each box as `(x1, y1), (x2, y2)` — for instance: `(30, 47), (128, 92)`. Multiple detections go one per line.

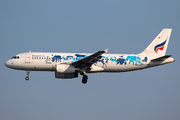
(82, 75), (88, 84)
(25, 70), (30, 81)
(25, 76), (29, 81)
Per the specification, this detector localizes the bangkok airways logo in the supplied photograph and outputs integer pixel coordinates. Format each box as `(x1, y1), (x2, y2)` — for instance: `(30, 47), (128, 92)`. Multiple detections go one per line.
(154, 40), (167, 53)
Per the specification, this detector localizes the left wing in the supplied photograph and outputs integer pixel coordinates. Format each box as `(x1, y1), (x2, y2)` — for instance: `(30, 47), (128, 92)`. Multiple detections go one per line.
(71, 49), (108, 69)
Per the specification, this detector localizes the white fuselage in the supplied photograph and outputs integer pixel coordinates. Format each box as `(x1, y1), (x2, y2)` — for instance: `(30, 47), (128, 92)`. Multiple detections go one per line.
(5, 52), (175, 73)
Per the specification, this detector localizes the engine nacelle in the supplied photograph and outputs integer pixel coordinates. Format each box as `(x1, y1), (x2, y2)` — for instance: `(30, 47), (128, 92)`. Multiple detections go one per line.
(56, 64), (76, 73)
(55, 64), (78, 78)
(55, 72), (78, 79)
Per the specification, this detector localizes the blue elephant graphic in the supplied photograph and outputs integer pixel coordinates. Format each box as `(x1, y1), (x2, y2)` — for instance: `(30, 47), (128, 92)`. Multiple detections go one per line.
(142, 57), (148, 62)
(52, 55), (62, 62)
(96, 59), (107, 68)
(125, 56), (143, 65)
(62, 56), (74, 62)
(116, 57), (126, 65)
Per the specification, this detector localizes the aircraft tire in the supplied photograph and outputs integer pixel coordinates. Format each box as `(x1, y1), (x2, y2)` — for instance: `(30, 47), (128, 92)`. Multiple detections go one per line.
(25, 76), (29, 81)
(82, 75), (88, 84)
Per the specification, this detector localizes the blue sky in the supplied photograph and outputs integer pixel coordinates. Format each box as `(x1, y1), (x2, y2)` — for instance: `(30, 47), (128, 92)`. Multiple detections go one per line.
(0, 0), (180, 120)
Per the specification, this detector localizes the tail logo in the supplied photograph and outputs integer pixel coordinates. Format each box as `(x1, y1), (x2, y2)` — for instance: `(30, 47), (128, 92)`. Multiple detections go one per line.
(154, 40), (167, 53)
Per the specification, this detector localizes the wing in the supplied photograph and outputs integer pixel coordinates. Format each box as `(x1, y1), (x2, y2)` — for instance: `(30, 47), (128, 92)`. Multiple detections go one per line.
(71, 49), (108, 69)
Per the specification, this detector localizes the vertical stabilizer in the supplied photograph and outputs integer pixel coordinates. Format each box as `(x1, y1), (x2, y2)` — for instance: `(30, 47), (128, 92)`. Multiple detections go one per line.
(140, 29), (172, 56)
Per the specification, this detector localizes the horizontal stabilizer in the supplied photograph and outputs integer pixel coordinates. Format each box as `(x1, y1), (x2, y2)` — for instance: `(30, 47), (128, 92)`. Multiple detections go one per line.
(151, 55), (171, 62)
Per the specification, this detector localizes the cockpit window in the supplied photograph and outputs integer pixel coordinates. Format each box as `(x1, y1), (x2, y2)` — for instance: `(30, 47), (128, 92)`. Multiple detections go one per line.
(11, 56), (20, 59)
(11, 56), (15, 59)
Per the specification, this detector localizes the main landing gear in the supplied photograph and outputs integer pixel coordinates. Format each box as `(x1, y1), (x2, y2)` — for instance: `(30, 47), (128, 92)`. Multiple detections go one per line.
(82, 75), (88, 84)
(81, 71), (88, 84)
(25, 71), (30, 81)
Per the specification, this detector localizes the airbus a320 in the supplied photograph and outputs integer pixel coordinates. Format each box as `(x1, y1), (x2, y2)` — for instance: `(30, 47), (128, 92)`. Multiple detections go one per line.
(5, 29), (175, 84)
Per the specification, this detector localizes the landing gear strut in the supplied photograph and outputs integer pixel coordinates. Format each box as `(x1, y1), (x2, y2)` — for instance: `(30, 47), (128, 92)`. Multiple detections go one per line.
(81, 71), (88, 84)
(25, 71), (30, 81)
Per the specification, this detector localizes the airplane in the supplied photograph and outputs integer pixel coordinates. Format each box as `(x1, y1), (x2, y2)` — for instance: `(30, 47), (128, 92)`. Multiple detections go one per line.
(5, 29), (175, 84)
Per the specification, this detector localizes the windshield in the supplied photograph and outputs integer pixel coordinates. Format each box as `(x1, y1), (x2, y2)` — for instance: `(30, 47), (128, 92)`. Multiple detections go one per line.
(11, 56), (20, 59)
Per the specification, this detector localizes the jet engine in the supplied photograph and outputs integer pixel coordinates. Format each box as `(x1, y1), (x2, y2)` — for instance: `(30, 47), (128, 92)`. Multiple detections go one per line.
(55, 64), (78, 78)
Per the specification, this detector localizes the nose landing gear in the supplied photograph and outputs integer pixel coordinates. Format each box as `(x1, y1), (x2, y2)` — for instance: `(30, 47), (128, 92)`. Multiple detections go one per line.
(25, 71), (30, 81)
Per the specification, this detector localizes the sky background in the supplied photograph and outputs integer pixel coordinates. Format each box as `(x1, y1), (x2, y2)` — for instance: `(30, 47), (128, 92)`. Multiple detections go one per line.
(0, 0), (180, 120)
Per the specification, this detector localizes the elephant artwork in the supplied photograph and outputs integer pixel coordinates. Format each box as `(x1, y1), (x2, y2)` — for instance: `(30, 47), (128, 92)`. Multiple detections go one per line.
(116, 56), (126, 65)
(125, 56), (143, 65)
(52, 55), (62, 62)
(62, 56), (74, 62)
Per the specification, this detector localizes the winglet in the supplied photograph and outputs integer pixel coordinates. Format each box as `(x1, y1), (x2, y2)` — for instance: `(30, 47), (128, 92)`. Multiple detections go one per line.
(104, 48), (109, 53)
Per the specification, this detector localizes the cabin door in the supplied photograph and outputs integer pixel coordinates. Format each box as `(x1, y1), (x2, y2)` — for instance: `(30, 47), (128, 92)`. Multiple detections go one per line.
(25, 53), (31, 63)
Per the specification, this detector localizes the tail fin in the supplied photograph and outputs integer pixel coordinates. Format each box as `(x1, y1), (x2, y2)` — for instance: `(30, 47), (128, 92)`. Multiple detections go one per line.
(140, 29), (172, 56)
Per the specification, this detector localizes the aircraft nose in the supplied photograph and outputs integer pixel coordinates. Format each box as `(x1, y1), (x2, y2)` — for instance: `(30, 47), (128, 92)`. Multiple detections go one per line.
(5, 60), (13, 68)
(5, 59), (20, 69)
(5, 60), (10, 67)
